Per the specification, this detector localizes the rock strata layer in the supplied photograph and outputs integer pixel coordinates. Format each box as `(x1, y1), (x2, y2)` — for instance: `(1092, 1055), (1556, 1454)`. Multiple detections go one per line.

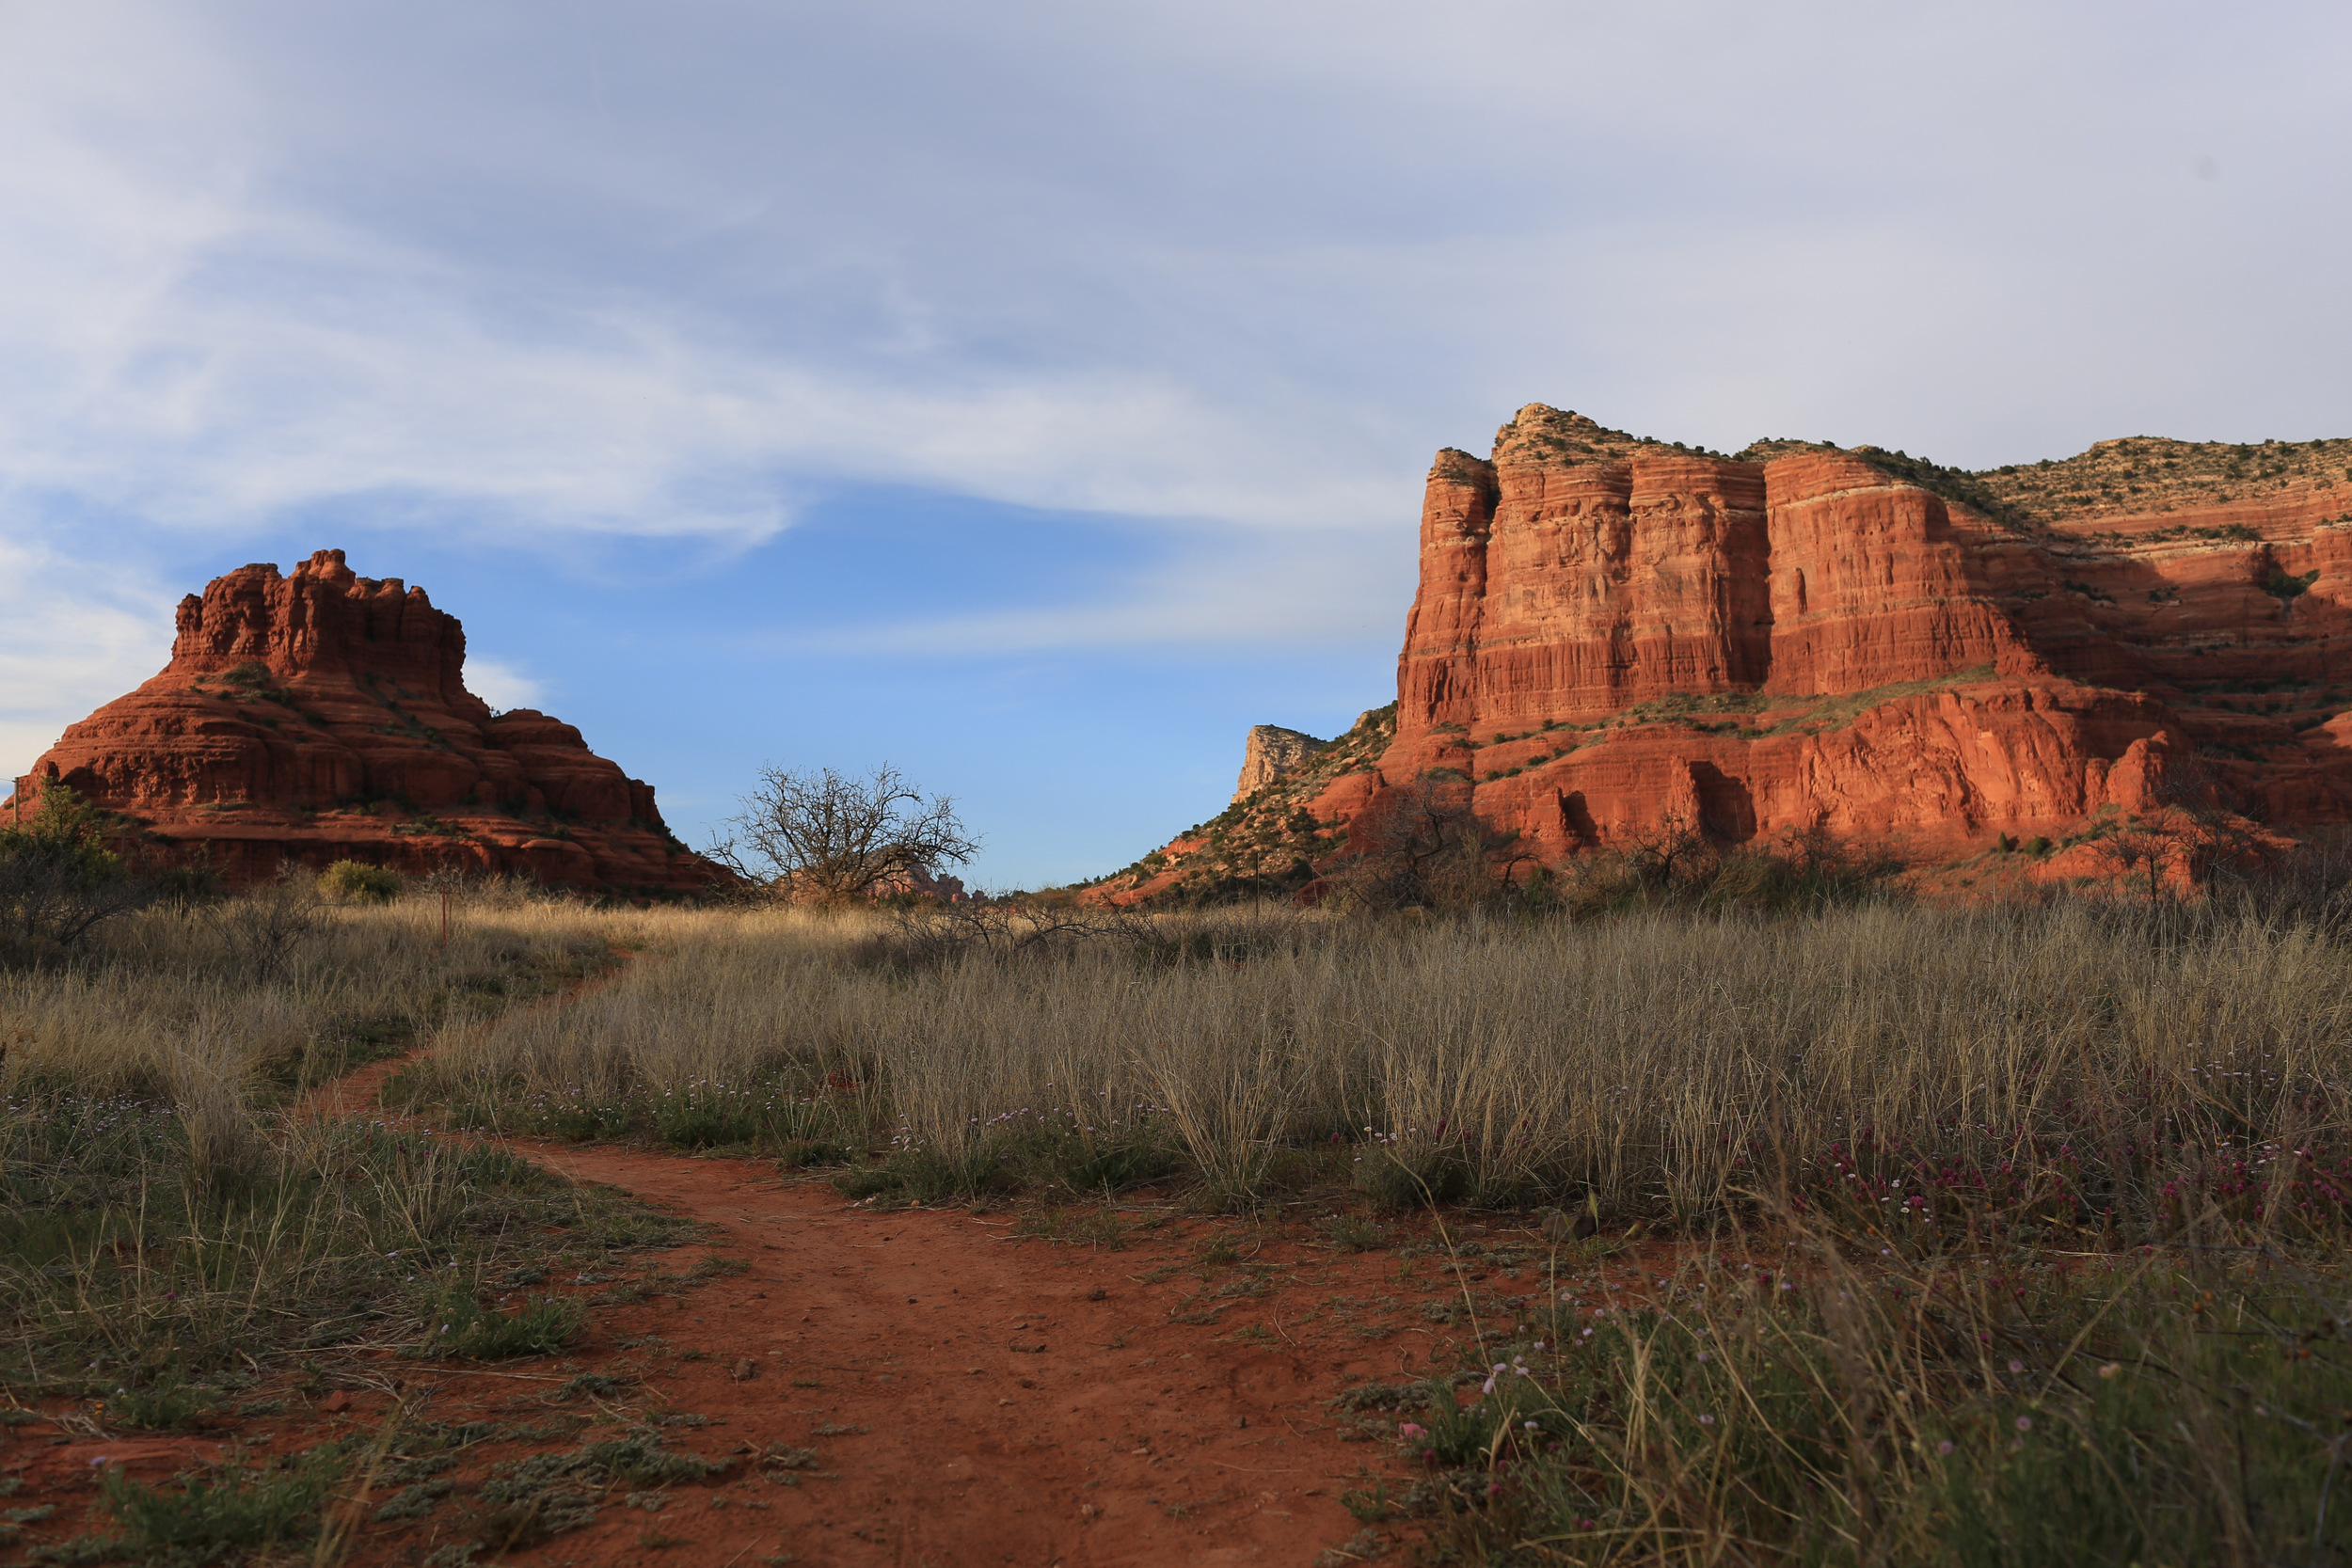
(7, 550), (713, 893)
(1232, 726), (1327, 802)
(1099, 405), (2352, 901)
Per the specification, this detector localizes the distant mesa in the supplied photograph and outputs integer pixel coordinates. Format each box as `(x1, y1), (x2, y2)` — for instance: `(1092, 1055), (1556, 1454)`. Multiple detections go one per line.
(1098, 404), (2352, 902)
(5, 548), (715, 894)
(1233, 725), (1327, 803)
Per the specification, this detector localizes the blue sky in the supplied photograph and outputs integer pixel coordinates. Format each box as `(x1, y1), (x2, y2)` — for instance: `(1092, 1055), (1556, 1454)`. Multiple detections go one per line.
(4, 2), (2350, 887)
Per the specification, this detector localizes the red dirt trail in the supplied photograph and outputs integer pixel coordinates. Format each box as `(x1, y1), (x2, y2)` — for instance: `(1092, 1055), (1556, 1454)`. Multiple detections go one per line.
(463, 1144), (1425, 1566)
(8, 1025), (1511, 1565)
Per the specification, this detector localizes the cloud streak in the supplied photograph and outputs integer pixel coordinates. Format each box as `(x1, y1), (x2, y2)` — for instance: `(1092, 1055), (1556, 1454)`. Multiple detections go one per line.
(8, 2), (2343, 553)
(3, 0), (2350, 790)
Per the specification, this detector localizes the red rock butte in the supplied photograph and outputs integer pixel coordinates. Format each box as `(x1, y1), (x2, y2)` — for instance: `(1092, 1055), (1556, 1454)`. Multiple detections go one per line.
(1101, 404), (2352, 900)
(5, 549), (713, 894)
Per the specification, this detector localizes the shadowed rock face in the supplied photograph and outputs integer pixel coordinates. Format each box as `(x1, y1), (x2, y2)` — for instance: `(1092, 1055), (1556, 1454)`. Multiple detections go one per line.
(1099, 405), (2352, 899)
(7, 549), (713, 893)
(1232, 726), (1327, 802)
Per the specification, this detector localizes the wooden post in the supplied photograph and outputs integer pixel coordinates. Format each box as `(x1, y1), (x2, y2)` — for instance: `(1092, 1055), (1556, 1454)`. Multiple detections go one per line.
(440, 887), (451, 950)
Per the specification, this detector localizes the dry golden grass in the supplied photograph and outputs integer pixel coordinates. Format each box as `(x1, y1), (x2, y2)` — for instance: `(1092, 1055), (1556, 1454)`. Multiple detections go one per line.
(0, 886), (680, 1406)
(14, 885), (2352, 1560)
(405, 895), (2352, 1558)
(1, 892), (624, 1102)
(419, 898), (2352, 1231)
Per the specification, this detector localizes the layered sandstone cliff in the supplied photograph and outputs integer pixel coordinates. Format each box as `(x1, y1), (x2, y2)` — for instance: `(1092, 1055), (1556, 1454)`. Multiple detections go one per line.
(1098, 405), (2352, 901)
(5, 549), (713, 893)
(1232, 726), (1327, 802)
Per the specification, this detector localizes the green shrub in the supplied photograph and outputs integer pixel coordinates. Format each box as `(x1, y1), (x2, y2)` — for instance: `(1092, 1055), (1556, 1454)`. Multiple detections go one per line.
(0, 784), (156, 949)
(831, 1165), (904, 1200)
(891, 1147), (1010, 1201)
(1025, 1128), (1177, 1195)
(1356, 1145), (1468, 1212)
(1317, 1213), (1391, 1253)
(317, 860), (405, 903)
(418, 1292), (585, 1359)
(554, 1372), (627, 1401)
(649, 1082), (763, 1148)
(97, 1449), (342, 1562)
(503, 1085), (636, 1142)
(103, 1376), (214, 1432)
(469, 1434), (730, 1550)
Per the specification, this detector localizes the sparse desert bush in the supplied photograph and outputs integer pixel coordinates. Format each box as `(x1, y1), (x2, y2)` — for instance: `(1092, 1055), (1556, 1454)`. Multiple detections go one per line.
(208, 863), (326, 984)
(1314, 778), (1503, 912)
(318, 858), (405, 903)
(420, 1290), (588, 1359)
(1525, 818), (1902, 918)
(95, 1447), (348, 1563)
(0, 784), (161, 955)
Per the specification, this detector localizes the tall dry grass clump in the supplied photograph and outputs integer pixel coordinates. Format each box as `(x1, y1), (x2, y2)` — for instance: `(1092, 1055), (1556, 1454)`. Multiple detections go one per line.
(1, 888), (623, 1100)
(423, 896), (2352, 1239)
(1346, 1205), (2352, 1563)
(0, 883), (657, 1398)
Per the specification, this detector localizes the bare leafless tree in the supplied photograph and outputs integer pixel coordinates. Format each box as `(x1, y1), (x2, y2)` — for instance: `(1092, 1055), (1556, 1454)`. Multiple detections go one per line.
(876, 898), (1147, 964)
(209, 863), (326, 985)
(2097, 750), (2269, 904)
(1325, 778), (1517, 911)
(707, 764), (979, 906)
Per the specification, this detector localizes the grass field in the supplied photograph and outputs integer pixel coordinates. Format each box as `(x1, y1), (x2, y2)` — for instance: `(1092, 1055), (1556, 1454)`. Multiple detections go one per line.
(406, 892), (2352, 1562)
(9, 879), (2352, 1561)
(0, 889), (706, 1561)
(414, 896), (2352, 1238)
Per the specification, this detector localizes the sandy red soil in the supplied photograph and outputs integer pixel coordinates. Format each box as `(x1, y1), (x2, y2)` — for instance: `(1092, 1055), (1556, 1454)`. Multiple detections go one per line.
(421, 1147), (1430, 1566)
(8, 1047), (1565, 1565)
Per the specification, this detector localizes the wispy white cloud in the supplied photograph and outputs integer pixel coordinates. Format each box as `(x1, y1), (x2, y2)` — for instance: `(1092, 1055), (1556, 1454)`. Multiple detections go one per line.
(0, 534), (178, 780)
(1, 0), (2348, 698)
(0, 3), (1415, 552)
(462, 658), (546, 713)
(778, 524), (1409, 656)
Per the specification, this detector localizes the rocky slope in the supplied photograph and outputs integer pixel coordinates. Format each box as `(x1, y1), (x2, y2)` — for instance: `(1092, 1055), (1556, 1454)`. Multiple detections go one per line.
(1232, 725), (1327, 802)
(5, 549), (713, 893)
(1097, 405), (2352, 902)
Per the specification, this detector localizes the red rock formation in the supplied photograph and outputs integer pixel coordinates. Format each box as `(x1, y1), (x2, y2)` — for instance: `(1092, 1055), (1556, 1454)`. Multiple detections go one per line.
(4, 550), (714, 893)
(866, 865), (969, 903)
(1095, 406), (2352, 900)
(1233, 726), (1327, 802)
